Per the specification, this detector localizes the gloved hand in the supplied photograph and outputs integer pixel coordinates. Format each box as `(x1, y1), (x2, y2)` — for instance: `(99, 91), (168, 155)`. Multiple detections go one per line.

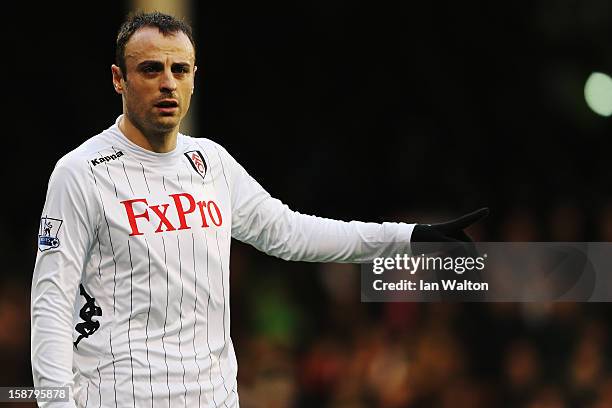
(411, 208), (489, 256)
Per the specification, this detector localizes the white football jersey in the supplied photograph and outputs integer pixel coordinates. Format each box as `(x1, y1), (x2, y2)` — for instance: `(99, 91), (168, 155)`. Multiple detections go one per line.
(31, 116), (415, 407)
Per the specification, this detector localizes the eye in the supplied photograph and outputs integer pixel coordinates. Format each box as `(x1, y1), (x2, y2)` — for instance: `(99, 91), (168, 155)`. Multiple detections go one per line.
(173, 65), (190, 74)
(139, 63), (162, 74)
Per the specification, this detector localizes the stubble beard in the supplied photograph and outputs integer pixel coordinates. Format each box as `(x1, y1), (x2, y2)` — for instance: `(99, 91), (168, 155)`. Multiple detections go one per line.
(127, 105), (181, 141)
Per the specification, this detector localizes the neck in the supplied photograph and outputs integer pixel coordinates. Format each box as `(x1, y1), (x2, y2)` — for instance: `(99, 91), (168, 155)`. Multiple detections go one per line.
(118, 115), (178, 153)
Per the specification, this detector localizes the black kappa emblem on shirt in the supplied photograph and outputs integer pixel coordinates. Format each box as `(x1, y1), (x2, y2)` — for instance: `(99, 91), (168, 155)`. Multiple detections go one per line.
(74, 284), (102, 349)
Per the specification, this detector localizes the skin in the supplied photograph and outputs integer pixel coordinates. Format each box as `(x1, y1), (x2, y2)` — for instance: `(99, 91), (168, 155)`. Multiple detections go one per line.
(111, 26), (197, 153)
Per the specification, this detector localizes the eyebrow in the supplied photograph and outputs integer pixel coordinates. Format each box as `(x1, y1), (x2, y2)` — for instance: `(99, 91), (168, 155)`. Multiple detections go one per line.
(136, 60), (193, 69)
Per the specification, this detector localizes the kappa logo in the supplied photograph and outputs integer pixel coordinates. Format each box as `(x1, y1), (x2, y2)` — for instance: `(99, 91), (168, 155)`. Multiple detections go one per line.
(91, 151), (124, 166)
(184, 150), (207, 179)
(74, 284), (102, 349)
(38, 216), (62, 251)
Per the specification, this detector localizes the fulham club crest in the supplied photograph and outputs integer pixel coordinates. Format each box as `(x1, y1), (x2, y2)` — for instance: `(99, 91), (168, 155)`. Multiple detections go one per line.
(184, 150), (208, 180)
(38, 216), (63, 252)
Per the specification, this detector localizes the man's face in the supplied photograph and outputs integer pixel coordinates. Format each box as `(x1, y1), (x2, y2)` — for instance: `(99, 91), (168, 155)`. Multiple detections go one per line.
(113, 27), (196, 135)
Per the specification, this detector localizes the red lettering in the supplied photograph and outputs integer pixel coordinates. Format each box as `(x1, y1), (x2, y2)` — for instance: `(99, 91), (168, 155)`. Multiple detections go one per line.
(197, 201), (209, 227)
(120, 194), (223, 235)
(120, 198), (149, 236)
(170, 193), (196, 230)
(150, 204), (176, 233)
(207, 201), (223, 226)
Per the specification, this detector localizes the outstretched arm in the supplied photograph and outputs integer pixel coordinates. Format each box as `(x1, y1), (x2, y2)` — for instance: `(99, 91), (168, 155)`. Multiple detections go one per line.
(218, 145), (486, 262)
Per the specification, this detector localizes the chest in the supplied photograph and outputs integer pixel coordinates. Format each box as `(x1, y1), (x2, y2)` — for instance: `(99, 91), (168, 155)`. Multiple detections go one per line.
(89, 153), (231, 239)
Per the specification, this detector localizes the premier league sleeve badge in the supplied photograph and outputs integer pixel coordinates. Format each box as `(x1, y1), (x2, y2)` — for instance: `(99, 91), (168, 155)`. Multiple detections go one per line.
(38, 216), (63, 251)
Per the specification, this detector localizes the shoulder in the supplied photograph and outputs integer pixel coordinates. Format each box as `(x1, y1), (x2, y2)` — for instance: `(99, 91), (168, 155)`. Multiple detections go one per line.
(180, 134), (240, 165)
(181, 134), (231, 155)
(51, 128), (117, 181)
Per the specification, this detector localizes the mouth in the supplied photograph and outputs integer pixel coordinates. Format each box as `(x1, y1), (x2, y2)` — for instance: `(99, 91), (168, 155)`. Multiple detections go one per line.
(154, 99), (179, 114)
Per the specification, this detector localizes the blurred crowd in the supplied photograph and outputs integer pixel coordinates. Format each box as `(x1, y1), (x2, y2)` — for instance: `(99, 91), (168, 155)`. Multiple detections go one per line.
(4, 202), (612, 407)
(236, 299), (612, 408)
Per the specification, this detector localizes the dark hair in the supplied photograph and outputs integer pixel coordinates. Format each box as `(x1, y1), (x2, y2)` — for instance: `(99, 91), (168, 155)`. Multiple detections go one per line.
(115, 11), (196, 79)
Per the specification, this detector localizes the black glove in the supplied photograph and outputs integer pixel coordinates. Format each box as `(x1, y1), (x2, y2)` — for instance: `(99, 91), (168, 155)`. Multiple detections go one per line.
(411, 208), (489, 256)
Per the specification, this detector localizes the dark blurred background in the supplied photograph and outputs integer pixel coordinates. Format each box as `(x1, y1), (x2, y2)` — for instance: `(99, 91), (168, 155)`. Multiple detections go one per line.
(4, 1), (612, 407)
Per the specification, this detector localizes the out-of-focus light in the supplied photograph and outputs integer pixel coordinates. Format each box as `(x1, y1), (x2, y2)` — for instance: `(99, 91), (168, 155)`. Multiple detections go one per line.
(584, 72), (612, 117)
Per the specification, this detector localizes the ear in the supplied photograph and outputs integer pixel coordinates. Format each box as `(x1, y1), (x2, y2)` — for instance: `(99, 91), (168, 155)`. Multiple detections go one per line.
(111, 64), (124, 94)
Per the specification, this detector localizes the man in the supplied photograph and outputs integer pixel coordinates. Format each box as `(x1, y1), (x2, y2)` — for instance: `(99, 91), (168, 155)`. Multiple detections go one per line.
(31, 11), (487, 407)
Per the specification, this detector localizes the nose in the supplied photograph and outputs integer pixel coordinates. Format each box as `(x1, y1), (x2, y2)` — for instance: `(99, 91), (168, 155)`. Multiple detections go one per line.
(159, 67), (177, 93)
